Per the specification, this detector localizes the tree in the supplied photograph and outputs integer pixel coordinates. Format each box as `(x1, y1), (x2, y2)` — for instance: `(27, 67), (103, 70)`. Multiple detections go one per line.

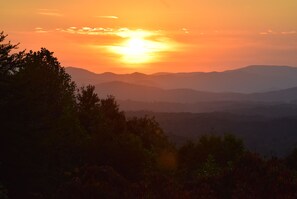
(0, 183), (9, 199)
(178, 134), (244, 173)
(285, 147), (297, 170)
(232, 153), (297, 198)
(77, 85), (101, 134)
(127, 116), (170, 152)
(0, 46), (85, 198)
(0, 31), (24, 131)
(0, 31), (24, 77)
(99, 95), (126, 134)
(177, 134), (244, 198)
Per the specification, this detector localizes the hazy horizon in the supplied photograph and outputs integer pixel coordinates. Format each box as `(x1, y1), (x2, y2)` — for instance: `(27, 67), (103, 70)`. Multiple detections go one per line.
(67, 64), (297, 75)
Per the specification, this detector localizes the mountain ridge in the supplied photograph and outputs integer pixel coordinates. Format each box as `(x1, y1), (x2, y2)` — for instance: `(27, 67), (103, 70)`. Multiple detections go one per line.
(94, 80), (297, 103)
(67, 65), (297, 76)
(66, 65), (297, 93)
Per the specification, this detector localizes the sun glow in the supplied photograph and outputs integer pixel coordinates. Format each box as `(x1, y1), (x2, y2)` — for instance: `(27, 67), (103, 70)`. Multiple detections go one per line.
(116, 38), (152, 63)
(109, 30), (173, 65)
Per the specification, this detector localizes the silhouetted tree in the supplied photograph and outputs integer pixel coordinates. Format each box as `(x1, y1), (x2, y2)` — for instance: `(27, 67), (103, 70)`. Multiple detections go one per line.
(76, 86), (153, 180)
(232, 152), (297, 198)
(285, 147), (297, 171)
(0, 183), (9, 199)
(57, 165), (135, 199)
(179, 134), (244, 173)
(177, 134), (244, 198)
(0, 31), (24, 77)
(0, 44), (85, 198)
(77, 85), (101, 134)
(127, 116), (170, 152)
(99, 95), (126, 134)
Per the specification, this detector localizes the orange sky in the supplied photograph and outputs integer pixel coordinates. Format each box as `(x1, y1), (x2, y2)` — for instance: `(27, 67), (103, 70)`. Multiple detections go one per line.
(1, 0), (297, 73)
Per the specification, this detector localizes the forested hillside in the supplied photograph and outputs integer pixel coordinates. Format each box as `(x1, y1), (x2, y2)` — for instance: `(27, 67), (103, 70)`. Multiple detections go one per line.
(127, 111), (297, 156)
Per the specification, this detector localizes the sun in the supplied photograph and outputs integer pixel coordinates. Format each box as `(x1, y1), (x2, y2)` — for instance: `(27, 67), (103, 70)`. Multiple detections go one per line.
(109, 30), (172, 65)
(124, 38), (148, 57)
(116, 37), (152, 64)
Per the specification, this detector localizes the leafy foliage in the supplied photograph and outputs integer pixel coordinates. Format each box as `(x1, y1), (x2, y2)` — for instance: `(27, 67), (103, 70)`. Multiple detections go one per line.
(0, 31), (24, 77)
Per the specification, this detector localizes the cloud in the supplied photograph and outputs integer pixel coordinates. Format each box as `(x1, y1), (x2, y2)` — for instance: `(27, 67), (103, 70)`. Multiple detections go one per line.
(181, 28), (189, 34)
(34, 27), (48, 33)
(281, 31), (296, 35)
(58, 27), (165, 38)
(95, 16), (119, 19)
(55, 26), (182, 53)
(37, 9), (62, 17)
(59, 27), (114, 35)
(259, 29), (296, 36)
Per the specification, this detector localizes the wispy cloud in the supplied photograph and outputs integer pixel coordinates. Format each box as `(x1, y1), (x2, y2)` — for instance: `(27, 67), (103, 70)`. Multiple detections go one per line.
(55, 26), (181, 50)
(60, 27), (114, 35)
(181, 28), (189, 34)
(34, 27), (48, 33)
(57, 26), (165, 38)
(95, 16), (119, 19)
(259, 29), (297, 35)
(37, 9), (62, 17)
(281, 31), (296, 35)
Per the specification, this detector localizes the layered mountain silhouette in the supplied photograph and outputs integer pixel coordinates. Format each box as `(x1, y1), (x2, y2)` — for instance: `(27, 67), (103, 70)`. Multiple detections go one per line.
(66, 65), (297, 113)
(92, 81), (297, 103)
(66, 65), (297, 155)
(66, 65), (297, 93)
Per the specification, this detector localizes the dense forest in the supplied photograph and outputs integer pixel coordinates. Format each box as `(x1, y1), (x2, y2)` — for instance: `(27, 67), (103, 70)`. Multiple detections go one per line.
(1, 31), (297, 198)
(127, 111), (297, 156)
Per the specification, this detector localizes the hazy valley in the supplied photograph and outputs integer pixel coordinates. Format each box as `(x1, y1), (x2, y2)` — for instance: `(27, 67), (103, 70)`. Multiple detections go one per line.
(67, 65), (297, 156)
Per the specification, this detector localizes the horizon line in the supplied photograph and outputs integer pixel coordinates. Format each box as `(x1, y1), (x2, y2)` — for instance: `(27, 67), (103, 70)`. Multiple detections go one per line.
(65, 64), (297, 75)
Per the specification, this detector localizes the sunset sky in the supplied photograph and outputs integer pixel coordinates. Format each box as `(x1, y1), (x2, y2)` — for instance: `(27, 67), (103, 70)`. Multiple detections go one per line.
(2, 0), (297, 73)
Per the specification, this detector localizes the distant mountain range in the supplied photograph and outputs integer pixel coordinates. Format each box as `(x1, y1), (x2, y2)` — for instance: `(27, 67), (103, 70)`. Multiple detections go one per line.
(66, 65), (297, 93)
(66, 65), (297, 113)
(66, 65), (297, 155)
(92, 81), (297, 103)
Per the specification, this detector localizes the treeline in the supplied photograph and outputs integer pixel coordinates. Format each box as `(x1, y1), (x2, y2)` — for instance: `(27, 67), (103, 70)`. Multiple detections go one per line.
(1, 32), (297, 198)
(127, 111), (297, 156)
